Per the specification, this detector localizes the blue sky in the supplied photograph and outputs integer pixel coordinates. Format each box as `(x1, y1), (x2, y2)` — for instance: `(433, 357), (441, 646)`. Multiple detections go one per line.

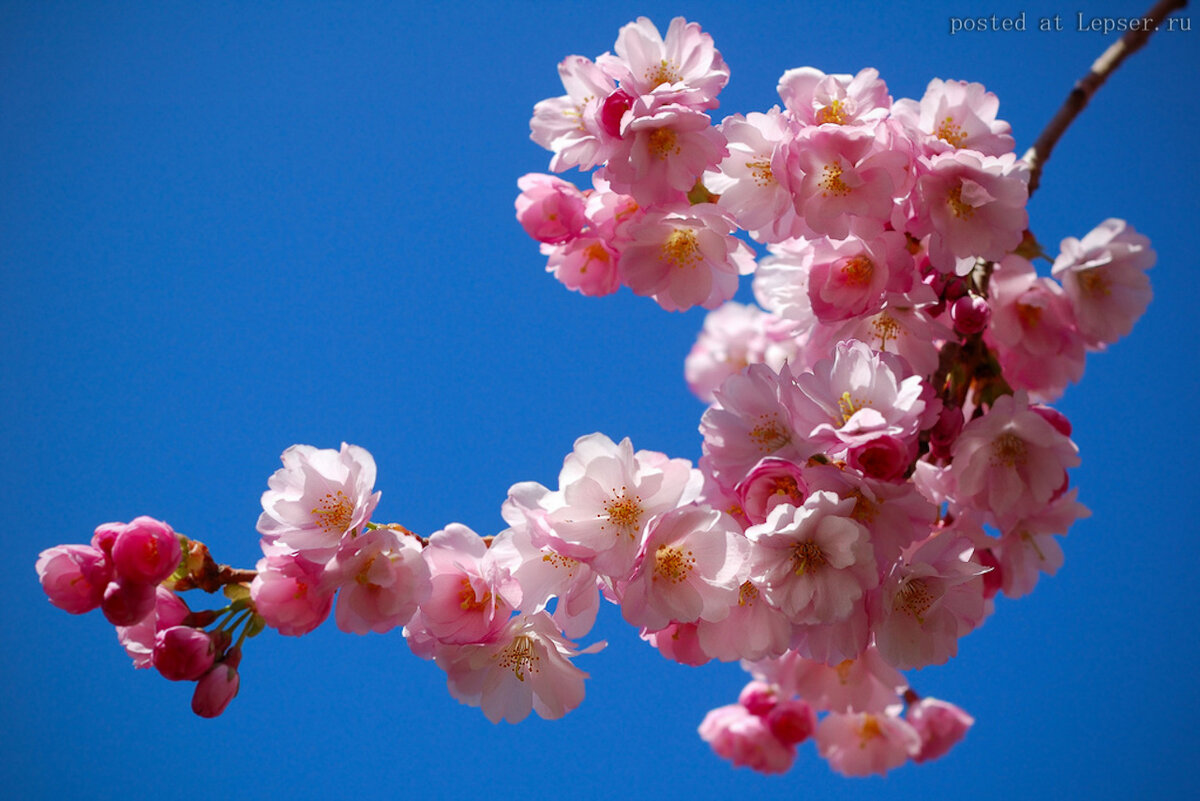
(4, 1), (1197, 798)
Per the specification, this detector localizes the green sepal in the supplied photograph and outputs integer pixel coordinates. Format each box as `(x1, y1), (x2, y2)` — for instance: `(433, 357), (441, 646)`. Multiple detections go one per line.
(223, 583), (251, 603)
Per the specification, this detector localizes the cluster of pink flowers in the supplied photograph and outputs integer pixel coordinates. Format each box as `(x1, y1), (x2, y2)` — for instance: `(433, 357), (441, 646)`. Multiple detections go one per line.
(512, 15), (1154, 775)
(37, 14), (1158, 779)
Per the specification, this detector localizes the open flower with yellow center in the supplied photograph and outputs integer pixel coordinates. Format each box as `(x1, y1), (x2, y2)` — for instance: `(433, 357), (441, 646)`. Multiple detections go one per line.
(257, 443), (381, 566)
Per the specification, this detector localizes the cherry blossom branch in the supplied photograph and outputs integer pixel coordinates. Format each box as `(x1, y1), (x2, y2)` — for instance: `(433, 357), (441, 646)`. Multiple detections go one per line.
(1024, 0), (1188, 196)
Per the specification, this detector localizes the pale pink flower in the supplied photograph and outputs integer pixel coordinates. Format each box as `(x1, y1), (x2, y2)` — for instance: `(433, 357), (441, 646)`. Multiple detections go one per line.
(515, 173), (587, 244)
(257, 443), (381, 566)
(806, 232), (914, 323)
(752, 237), (819, 326)
(789, 602), (872, 665)
(603, 102), (725, 207)
(116, 586), (190, 668)
(36, 544), (111, 614)
(111, 516), (182, 586)
(408, 523), (518, 649)
(910, 150), (1029, 275)
(987, 255), (1085, 402)
(700, 363), (816, 488)
(600, 17), (729, 111)
(907, 697), (975, 762)
(892, 79), (1014, 156)
(816, 711), (920, 776)
(777, 67), (891, 128)
(436, 611), (595, 724)
(699, 704), (796, 774)
(1052, 218), (1155, 348)
(642, 621), (710, 666)
(619, 505), (748, 631)
(487, 527), (602, 639)
(821, 286), (950, 377)
(746, 491), (878, 625)
(792, 339), (928, 453)
(327, 528), (431, 635)
(704, 109), (804, 242)
(949, 391), (1080, 529)
(994, 488), (1089, 599)
(250, 553), (334, 637)
(735, 457), (809, 526)
(539, 433), (701, 580)
(871, 532), (989, 670)
(785, 125), (910, 239)
(684, 302), (803, 404)
(530, 55), (619, 172)
(758, 646), (906, 714)
(619, 202), (754, 312)
(541, 236), (621, 297)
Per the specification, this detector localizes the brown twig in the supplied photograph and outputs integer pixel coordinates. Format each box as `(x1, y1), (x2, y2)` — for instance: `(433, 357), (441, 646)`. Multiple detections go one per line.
(1023, 0), (1188, 196)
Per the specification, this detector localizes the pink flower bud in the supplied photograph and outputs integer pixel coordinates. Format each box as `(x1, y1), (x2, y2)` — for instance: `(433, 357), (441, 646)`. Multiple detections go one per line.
(847, 435), (911, 482)
(907, 697), (974, 762)
(154, 626), (217, 681)
(101, 579), (157, 626)
(1030, 403), (1072, 436)
(738, 680), (778, 717)
(90, 522), (125, 559)
(950, 294), (991, 335)
(766, 698), (817, 745)
(928, 405), (964, 459)
(514, 174), (588, 244)
(35, 545), (112, 614)
(699, 704), (796, 774)
(600, 89), (634, 138)
(110, 516), (182, 585)
(191, 652), (241, 719)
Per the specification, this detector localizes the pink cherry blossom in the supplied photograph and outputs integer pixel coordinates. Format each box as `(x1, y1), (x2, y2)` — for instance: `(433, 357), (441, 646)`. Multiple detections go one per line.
(153, 626), (217, 681)
(704, 109), (804, 243)
(871, 531), (989, 670)
(116, 586), (190, 668)
(487, 527), (602, 640)
(700, 362), (816, 488)
(993, 488), (1089, 599)
(407, 523), (518, 650)
(746, 491), (878, 625)
(986, 255), (1085, 402)
(599, 17), (729, 111)
(1052, 218), (1155, 348)
(792, 339), (929, 454)
(907, 697), (975, 762)
(805, 232), (914, 323)
(250, 553), (334, 637)
(949, 390), (1080, 529)
(785, 125), (910, 239)
(757, 646), (906, 714)
(699, 704), (796, 774)
(535, 433), (701, 580)
(603, 102), (726, 207)
(36, 544), (111, 614)
(530, 55), (619, 172)
(514, 173), (587, 244)
(110, 516), (182, 586)
(436, 611), (595, 724)
(619, 202), (754, 312)
(777, 66), (891, 128)
(735, 457), (809, 526)
(191, 649), (241, 719)
(101, 579), (157, 627)
(684, 302), (803, 404)
(892, 78), (1014, 156)
(619, 505), (748, 631)
(327, 527), (431, 635)
(257, 443), (381, 565)
(910, 150), (1029, 275)
(816, 711), (920, 776)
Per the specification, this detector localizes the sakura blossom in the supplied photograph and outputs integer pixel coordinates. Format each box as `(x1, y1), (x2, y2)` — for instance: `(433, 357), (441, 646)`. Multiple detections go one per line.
(892, 78), (1015, 157)
(816, 711), (921, 776)
(257, 443), (381, 566)
(1053, 218), (1155, 348)
(777, 66), (891, 129)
